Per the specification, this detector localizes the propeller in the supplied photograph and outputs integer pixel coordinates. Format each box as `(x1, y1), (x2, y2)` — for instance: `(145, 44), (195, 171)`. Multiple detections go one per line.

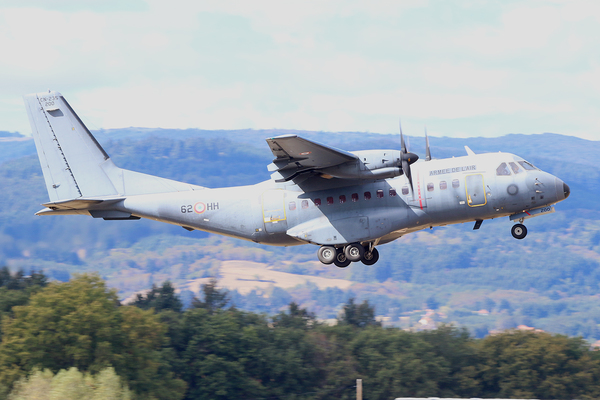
(424, 126), (432, 161)
(398, 120), (419, 193)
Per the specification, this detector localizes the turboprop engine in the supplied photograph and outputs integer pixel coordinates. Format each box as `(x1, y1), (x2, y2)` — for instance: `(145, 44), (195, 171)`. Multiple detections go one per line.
(319, 149), (418, 180)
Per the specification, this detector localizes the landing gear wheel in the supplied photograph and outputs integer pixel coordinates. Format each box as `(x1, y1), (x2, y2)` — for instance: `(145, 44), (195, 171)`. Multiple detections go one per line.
(334, 248), (351, 268)
(317, 246), (336, 264)
(511, 223), (527, 239)
(344, 242), (364, 262)
(362, 247), (379, 265)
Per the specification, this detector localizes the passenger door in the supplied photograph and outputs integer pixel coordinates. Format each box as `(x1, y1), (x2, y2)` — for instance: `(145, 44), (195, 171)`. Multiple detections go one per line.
(465, 174), (487, 207)
(262, 190), (288, 234)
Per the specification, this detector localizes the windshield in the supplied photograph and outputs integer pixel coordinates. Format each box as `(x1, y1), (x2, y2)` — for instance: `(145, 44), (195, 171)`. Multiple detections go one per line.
(509, 162), (523, 174)
(518, 161), (538, 171)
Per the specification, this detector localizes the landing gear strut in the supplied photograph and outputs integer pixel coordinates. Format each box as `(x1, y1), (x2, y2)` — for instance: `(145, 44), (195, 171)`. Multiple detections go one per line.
(317, 243), (380, 266)
(511, 223), (527, 239)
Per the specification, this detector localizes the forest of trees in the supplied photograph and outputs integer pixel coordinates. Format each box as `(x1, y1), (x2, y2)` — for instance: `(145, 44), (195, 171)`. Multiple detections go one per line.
(0, 270), (600, 399)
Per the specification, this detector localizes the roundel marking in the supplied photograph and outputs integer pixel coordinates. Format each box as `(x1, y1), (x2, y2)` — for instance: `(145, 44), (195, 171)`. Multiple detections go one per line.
(194, 202), (206, 214)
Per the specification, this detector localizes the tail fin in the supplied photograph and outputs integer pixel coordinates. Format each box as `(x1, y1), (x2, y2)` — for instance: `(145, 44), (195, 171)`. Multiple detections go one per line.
(24, 91), (119, 201)
(24, 91), (203, 204)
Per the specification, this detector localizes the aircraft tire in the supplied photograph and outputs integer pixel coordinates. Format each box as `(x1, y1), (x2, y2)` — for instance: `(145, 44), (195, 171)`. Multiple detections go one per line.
(317, 246), (336, 264)
(344, 242), (364, 262)
(511, 223), (527, 239)
(362, 247), (379, 265)
(334, 248), (351, 268)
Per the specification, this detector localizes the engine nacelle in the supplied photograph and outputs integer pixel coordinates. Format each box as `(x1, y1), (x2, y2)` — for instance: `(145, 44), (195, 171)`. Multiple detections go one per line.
(320, 150), (403, 180)
(352, 150), (402, 170)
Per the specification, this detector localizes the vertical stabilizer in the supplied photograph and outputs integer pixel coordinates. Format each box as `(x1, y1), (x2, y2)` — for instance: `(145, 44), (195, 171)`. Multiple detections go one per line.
(24, 91), (119, 201)
(24, 91), (205, 205)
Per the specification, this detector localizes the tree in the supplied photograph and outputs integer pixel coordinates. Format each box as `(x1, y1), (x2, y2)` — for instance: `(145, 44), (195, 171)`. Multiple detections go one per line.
(133, 281), (183, 313)
(476, 330), (600, 399)
(348, 327), (453, 399)
(191, 279), (229, 313)
(418, 325), (480, 397)
(0, 269), (48, 339)
(272, 302), (317, 330)
(338, 298), (381, 328)
(179, 308), (266, 399)
(0, 274), (185, 399)
(8, 367), (132, 400)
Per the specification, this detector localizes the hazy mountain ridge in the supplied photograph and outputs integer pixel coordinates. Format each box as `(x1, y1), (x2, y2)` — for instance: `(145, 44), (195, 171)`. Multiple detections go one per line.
(1, 128), (599, 338)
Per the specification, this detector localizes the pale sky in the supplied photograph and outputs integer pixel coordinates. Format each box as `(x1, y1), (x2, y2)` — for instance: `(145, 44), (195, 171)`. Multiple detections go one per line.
(1, 0), (599, 139)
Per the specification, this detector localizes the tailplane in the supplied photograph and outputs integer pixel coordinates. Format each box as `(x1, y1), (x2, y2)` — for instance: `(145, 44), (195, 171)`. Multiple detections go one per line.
(24, 91), (203, 206)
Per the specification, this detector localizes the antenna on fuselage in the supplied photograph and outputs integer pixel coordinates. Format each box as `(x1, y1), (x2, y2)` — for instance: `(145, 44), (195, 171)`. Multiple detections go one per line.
(424, 126), (432, 161)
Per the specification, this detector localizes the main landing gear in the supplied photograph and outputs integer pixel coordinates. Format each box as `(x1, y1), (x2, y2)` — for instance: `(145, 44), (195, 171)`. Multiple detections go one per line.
(317, 243), (379, 267)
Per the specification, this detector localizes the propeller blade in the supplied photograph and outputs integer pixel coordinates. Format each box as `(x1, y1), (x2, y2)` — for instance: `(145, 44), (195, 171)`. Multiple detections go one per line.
(398, 119), (418, 193)
(402, 157), (412, 193)
(399, 119), (407, 154)
(402, 151), (419, 193)
(425, 126), (431, 161)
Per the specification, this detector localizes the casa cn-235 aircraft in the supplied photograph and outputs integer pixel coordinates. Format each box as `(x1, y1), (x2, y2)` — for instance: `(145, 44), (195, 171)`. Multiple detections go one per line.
(24, 91), (571, 267)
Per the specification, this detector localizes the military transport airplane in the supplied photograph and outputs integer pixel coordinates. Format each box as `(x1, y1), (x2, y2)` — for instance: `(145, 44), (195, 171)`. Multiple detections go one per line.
(24, 91), (570, 267)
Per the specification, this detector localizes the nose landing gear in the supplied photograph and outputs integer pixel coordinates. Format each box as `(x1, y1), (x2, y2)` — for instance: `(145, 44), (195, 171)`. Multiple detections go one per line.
(511, 223), (527, 239)
(317, 243), (379, 267)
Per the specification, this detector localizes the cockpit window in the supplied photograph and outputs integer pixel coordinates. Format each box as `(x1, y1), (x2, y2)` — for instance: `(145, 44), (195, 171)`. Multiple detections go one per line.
(518, 161), (538, 171)
(509, 162), (522, 174)
(496, 162), (511, 176)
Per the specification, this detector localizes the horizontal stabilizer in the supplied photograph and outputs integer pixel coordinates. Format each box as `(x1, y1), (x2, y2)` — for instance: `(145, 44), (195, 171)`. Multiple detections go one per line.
(41, 197), (125, 210)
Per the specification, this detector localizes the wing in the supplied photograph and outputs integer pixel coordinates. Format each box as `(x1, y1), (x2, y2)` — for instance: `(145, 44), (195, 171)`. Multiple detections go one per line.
(266, 135), (358, 182)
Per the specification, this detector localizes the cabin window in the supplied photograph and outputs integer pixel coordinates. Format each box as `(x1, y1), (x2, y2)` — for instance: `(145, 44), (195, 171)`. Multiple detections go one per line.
(339, 195), (346, 204)
(376, 189), (384, 198)
(314, 198), (321, 207)
(509, 162), (522, 174)
(327, 196), (334, 205)
(518, 161), (538, 171)
(289, 201), (296, 210)
(389, 188), (397, 197)
(401, 186), (409, 195)
(440, 181), (447, 190)
(452, 179), (460, 188)
(427, 183), (434, 192)
(301, 200), (309, 209)
(351, 193), (359, 202)
(496, 162), (511, 176)
(364, 191), (372, 200)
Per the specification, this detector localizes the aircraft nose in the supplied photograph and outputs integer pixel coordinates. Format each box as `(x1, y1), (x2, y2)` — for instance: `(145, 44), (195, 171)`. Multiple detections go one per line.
(563, 182), (570, 199)
(555, 178), (570, 201)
